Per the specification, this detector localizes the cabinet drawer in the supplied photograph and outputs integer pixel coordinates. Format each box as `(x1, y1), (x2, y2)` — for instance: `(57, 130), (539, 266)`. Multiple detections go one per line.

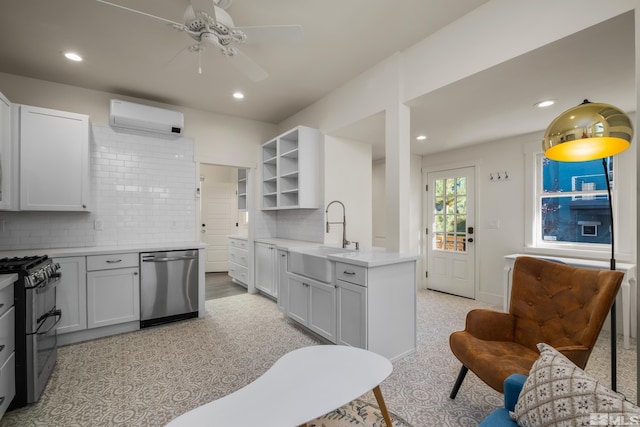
(336, 262), (366, 286)
(228, 262), (248, 284)
(0, 307), (14, 369)
(87, 253), (139, 271)
(0, 285), (13, 318)
(0, 352), (15, 419)
(228, 247), (248, 267)
(229, 238), (248, 250)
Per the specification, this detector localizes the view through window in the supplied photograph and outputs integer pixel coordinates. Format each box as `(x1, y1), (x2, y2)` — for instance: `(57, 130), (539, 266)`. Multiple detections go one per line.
(538, 156), (613, 246)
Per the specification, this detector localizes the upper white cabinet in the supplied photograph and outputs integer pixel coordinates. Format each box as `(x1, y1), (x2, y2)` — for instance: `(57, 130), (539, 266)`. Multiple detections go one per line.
(0, 91), (16, 211)
(19, 105), (90, 211)
(237, 168), (247, 211)
(261, 125), (319, 210)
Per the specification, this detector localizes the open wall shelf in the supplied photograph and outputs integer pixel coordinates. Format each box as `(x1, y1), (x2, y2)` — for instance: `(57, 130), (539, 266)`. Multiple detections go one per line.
(260, 126), (320, 210)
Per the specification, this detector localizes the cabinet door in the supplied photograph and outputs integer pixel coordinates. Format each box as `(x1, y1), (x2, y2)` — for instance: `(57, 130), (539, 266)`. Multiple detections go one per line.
(276, 250), (288, 312)
(308, 279), (336, 342)
(0, 92), (14, 210)
(54, 256), (87, 334)
(254, 243), (275, 296)
(286, 275), (308, 325)
(87, 267), (140, 328)
(337, 279), (367, 349)
(19, 105), (90, 211)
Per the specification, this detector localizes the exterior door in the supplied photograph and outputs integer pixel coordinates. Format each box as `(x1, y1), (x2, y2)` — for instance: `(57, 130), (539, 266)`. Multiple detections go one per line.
(200, 181), (237, 272)
(426, 167), (476, 299)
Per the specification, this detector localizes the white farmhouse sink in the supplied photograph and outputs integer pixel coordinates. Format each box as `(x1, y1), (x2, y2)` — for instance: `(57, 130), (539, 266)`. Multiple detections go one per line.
(288, 246), (352, 283)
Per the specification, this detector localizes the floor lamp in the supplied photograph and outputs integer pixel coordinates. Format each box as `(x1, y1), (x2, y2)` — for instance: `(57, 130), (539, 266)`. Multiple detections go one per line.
(542, 99), (633, 391)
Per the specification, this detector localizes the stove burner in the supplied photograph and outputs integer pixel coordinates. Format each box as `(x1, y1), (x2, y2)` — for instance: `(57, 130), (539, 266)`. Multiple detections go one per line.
(0, 255), (49, 272)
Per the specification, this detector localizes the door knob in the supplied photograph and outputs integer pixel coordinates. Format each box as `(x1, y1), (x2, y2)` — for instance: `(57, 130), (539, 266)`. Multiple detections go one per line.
(468, 238), (474, 243)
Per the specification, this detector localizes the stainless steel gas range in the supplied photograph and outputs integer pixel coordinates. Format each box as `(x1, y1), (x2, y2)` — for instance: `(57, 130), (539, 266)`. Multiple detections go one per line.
(0, 256), (61, 409)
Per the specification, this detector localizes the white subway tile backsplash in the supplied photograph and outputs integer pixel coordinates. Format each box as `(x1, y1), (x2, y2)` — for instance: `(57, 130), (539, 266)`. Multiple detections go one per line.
(0, 124), (196, 251)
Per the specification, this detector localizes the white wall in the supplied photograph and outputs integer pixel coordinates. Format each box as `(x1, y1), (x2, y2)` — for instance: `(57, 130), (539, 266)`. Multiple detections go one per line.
(324, 136), (372, 248)
(0, 72), (275, 249)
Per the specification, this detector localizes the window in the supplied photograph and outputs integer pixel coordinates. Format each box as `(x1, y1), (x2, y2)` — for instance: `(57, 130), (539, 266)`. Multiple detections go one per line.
(433, 176), (467, 252)
(535, 155), (613, 247)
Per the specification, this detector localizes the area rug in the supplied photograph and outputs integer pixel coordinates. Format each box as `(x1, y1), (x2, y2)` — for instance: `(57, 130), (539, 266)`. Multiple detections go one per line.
(308, 398), (413, 427)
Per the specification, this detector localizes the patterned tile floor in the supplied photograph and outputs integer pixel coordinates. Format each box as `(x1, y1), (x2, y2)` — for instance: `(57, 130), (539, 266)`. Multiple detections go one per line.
(0, 289), (636, 426)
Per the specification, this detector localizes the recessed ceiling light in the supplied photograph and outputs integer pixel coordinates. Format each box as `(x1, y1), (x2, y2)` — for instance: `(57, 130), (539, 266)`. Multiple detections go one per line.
(233, 92), (244, 100)
(416, 135), (427, 141)
(535, 100), (555, 108)
(64, 52), (83, 62)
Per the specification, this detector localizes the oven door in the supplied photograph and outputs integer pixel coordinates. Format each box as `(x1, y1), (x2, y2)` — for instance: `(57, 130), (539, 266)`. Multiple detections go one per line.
(25, 274), (61, 403)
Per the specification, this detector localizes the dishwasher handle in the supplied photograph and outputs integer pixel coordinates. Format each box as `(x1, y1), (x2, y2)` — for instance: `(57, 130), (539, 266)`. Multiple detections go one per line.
(142, 255), (198, 262)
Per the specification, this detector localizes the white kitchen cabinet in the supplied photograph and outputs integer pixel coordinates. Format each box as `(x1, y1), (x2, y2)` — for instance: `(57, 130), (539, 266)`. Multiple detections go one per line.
(276, 249), (288, 312)
(19, 105), (90, 211)
(53, 256), (87, 334)
(255, 242), (278, 298)
(87, 253), (140, 329)
(261, 126), (320, 210)
(335, 260), (416, 361)
(0, 276), (15, 420)
(237, 168), (247, 211)
(227, 237), (248, 287)
(286, 273), (336, 342)
(0, 91), (16, 211)
(336, 279), (367, 348)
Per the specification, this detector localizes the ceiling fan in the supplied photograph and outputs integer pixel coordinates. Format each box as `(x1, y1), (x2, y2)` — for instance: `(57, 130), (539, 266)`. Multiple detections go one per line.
(94, 0), (303, 82)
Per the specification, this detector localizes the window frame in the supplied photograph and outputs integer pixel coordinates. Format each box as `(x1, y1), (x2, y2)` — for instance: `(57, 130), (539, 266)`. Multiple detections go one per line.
(523, 138), (634, 262)
(533, 154), (612, 252)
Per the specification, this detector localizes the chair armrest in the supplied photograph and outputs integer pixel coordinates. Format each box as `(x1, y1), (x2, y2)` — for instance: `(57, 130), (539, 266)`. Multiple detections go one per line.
(465, 309), (515, 341)
(504, 374), (527, 411)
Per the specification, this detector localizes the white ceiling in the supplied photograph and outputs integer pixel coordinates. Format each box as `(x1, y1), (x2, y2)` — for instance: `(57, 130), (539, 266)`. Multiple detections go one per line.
(0, 2), (635, 161)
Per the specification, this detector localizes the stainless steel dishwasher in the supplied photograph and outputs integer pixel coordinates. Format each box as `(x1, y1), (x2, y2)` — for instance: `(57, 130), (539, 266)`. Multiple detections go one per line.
(140, 250), (199, 328)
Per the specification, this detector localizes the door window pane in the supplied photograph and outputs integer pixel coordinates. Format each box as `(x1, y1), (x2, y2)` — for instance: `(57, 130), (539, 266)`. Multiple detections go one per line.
(432, 176), (468, 252)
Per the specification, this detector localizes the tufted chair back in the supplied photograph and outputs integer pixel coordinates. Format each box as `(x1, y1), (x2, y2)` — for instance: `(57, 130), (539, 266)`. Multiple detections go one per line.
(448, 256), (624, 398)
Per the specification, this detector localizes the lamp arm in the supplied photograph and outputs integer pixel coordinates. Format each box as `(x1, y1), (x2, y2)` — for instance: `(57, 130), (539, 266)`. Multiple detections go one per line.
(602, 158), (615, 271)
(602, 157), (617, 392)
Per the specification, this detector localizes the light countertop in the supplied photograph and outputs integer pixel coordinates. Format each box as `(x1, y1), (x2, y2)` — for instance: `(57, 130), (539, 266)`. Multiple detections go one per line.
(0, 242), (207, 259)
(327, 249), (419, 267)
(0, 274), (18, 291)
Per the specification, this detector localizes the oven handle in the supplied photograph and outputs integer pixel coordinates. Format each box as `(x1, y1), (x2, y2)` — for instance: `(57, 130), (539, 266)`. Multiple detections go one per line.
(34, 274), (61, 293)
(35, 309), (62, 336)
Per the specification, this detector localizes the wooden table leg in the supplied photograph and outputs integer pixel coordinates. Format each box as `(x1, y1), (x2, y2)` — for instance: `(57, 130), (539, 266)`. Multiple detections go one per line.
(373, 385), (393, 427)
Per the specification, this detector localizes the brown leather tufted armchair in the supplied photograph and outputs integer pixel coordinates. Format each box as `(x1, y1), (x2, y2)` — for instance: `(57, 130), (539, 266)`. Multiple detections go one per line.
(449, 256), (624, 399)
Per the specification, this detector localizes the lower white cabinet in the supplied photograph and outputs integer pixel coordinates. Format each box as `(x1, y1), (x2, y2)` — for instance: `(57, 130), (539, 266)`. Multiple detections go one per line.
(227, 237), (248, 287)
(86, 253), (140, 329)
(0, 278), (15, 420)
(276, 250), (288, 312)
(53, 256), (87, 334)
(286, 273), (336, 342)
(255, 242), (278, 298)
(336, 279), (367, 348)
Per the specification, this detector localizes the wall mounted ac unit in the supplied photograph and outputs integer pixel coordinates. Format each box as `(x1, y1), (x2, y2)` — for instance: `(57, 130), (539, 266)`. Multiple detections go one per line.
(109, 99), (184, 136)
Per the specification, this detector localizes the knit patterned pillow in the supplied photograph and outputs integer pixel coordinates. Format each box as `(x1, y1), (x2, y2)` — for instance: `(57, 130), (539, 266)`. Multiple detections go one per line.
(514, 343), (640, 427)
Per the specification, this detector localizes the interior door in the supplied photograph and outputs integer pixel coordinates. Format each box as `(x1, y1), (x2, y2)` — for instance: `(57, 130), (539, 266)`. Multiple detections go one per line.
(200, 181), (237, 272)
(425, 167), (476, 299)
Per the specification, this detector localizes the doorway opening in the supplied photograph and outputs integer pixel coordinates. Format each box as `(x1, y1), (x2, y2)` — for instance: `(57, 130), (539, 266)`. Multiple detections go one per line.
(199, 163), (249, 299)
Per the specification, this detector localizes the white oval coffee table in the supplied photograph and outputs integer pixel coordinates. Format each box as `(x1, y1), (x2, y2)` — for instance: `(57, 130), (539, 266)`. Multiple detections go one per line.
(166, 345), (394, 427)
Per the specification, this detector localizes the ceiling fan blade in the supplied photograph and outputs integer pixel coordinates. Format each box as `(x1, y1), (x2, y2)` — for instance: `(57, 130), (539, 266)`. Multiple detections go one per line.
(227, 48), (268, 82)
(93, 0), (188, 30)
(237, 25), (303, 44)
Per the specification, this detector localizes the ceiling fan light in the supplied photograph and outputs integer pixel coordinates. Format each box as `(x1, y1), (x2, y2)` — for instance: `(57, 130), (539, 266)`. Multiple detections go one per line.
(542, 101), (633, 161)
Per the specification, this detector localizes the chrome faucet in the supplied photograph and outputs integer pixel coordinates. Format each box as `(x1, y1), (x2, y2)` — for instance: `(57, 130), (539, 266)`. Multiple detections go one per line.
(325, 200), (350, 248)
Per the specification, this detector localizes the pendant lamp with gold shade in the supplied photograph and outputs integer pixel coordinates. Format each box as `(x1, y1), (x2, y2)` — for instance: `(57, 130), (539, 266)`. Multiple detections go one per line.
(542, 99), (633, 391)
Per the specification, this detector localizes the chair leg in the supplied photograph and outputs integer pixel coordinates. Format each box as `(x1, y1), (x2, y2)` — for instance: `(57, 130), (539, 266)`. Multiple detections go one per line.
(449, 365), (469, 399)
